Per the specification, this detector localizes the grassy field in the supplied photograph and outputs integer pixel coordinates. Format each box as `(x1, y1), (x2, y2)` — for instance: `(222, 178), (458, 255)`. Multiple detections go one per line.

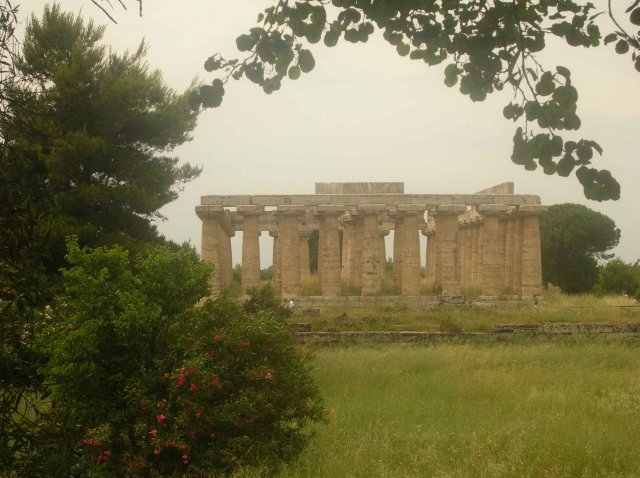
(292, 289), (640, 333)
(238, 339), (640, 477)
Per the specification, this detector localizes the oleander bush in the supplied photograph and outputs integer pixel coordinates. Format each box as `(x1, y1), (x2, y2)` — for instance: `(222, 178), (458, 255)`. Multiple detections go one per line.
(29, 239), (323, 477)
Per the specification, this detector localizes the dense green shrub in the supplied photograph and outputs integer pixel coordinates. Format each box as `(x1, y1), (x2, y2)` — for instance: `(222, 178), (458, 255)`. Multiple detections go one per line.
(30, 240), (323, 477)
(242, 284), (291, 320)
(594, 259), (640, 298)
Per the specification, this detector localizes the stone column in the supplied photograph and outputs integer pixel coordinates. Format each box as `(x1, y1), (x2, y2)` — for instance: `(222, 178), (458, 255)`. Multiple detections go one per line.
(316, 205), (345, 297)
(458, 221), (470, 288)
(512, 217), (523, 294)
(425, 214), (436, 284)
(478, 204), (509, 297)
(396, 204), (425, 296)
(342, 213), (363, 288)
(503, 210), (517, 293)
(392, 214), (405, 290)
(471, 221), (482, 284)
(299, 227), (312, 280)
(270, 228), (281, 294)
(519, 204), (548, 298)
(357, 204), (386, 296)
(433, 204), (466, 296)
(378, 228), (389, 279)
(196, 205), (234, 297)
(277, 205), (306, 298)
(237, 205), (263, 293)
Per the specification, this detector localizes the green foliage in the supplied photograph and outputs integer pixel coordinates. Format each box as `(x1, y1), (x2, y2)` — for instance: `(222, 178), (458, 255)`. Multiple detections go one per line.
(243, 284), (292, 320)
(594, 258), (640, 298)
(30, 240), (322, 477)
(2, 5), (200, 274)
(192, 0), (640, 201)
(540, 203), (620, 294)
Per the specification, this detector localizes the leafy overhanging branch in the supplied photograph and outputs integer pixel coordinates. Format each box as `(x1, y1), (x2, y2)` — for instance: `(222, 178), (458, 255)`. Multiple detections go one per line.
(189, 0), (640, 202)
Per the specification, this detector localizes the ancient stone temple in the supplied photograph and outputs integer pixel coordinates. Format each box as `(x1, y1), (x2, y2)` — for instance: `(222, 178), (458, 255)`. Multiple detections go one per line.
(196, 182), (547, 299)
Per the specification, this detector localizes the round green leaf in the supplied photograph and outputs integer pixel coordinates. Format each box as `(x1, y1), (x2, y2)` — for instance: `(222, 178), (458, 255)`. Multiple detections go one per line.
(298, 49), (315, 73)
(615, 39), (629, 54)
(288, 66), (301, 80)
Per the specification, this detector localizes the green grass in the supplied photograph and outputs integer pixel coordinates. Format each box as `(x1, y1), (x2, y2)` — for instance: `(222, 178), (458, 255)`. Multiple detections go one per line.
(293, 290), (640, 333)
(238, 340), (640, 477)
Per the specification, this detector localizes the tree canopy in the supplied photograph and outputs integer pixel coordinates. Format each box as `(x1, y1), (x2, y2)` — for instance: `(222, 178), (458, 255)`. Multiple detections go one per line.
(1, 4), (200, 275)
(540, 203), (620, 293)
(181, 0), (640, 201)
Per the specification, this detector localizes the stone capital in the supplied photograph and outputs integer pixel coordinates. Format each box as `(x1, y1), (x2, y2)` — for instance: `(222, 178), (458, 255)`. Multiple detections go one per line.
(316, 204), (347, 216)
(517, 204), (549, 216)
(397, 203), (427, 215)
(478, 204), (510, 216)
(195, 205), (225, 220)
(276, 204), (308, 215)
(236, 204), (264, 216)
(356, 203), (387, 215)
(434, 204), (467, 215)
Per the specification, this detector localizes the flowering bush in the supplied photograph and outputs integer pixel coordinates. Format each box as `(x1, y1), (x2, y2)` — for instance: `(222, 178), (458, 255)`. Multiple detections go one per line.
(32, 240), (323, 477)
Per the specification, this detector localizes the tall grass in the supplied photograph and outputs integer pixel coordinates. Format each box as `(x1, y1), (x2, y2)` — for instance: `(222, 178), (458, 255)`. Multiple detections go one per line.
(294, 291), (640, 332)
(237, 340), (640, 477)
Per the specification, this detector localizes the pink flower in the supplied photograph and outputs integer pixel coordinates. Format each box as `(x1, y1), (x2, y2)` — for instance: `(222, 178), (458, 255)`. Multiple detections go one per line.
(156, 414), (166, 424)
(189, 383), (198, 393)
(176, 375), (186, 387)
(149, 429), (158, 437)
(195, 410), (202, 417)
(181, 454), (189, 460)
(210, 379), (221, 387)
(213, 335), (221, 342)
(153, 449), (161, 456)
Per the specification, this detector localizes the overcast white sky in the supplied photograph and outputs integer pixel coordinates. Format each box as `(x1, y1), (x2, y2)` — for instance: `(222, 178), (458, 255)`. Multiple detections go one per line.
(22, 1), (640, 266)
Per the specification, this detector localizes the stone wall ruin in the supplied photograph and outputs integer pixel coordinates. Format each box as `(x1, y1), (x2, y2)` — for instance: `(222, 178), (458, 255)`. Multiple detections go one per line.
(196, 182), (547, 299)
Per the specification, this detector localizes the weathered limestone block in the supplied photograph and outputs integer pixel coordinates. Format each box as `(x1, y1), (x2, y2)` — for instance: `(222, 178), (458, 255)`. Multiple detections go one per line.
(433, 204), (467, 295)
(237, 205), (263, 293)
(317, 205), (345, 297)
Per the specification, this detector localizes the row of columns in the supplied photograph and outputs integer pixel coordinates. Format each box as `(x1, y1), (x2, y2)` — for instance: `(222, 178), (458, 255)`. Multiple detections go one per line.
(425, 204), (546, 298)
(197, 202), (546, 299)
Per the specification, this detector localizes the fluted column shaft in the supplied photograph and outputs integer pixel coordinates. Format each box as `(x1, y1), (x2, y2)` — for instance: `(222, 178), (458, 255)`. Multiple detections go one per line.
(358, 205), (386, 296)
(519, 205), (547, 298)
(478, 205), (509, 296)
(238, 205), (263, 293)
(393, 216), (405, 289)
(317, 205), (344, 297)
(196, 205), (234, 297)
(270, 230), (281, 294)
(299, 229), (312, 280)
(277, 206), (305, 298)
(433, 204), (466, 295)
